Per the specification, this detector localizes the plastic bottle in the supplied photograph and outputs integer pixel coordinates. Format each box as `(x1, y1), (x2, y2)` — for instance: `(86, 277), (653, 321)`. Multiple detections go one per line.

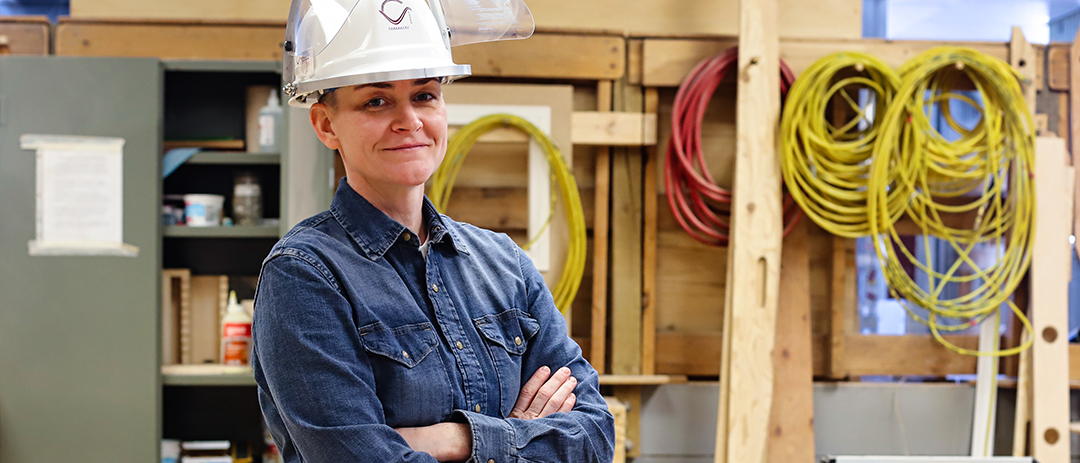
(258, 91), (283, 154)
(232, 171), (263, 226)
(220, 291), (253, 365)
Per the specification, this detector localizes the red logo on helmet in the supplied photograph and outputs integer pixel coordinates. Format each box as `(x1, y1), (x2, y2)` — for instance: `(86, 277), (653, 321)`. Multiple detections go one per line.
(380, 0), (412, 26)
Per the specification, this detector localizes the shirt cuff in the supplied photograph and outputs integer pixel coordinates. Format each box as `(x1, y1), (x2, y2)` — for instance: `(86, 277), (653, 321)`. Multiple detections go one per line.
(453, 410), (515, 463)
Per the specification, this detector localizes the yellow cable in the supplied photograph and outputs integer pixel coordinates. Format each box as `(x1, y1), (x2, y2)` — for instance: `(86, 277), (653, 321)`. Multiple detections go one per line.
(781, 51), (903, 238)
(866, 47), (1035, 357)
(429, 114), (588, 315)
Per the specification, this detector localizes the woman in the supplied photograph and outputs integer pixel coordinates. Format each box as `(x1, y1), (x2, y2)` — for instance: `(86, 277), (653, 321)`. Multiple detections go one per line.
(252, 1), (615, 461)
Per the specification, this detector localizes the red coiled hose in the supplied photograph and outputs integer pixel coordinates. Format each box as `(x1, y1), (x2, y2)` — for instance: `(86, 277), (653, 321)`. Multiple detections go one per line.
(664, 46), (802, 246)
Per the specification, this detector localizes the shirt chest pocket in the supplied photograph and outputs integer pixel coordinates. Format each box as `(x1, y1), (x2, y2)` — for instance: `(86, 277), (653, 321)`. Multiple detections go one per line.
(473, 309), (541, 417)
(358, 321), (452, 427)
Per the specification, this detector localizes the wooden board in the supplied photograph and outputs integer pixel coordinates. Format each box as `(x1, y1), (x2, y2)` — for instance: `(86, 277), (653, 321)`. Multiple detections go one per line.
(0, 17), (50, 55)
(187, 275), (228, 365)
(639, 37), (1010, 87)
(1009, 27), (1037, 125)
(1031, 137), (1073, 463)
(68, 0), (860, 40)
(1048, 44), (1069, 92)
(604, 397), (628, 463)
(591, 80), (613, 373)
(571, 112), (657, 146)
(641, 88), (659, 376)
(719, 0), (782, 461)
(609, 77), (644, 376)
(55, 19), (284, 60)
(766, 220), (815, 463)
(161, 269), (190, 366)
(656, 332), (979, 377)
(455, 34), (625, 81)
(829, 236), (856, 378)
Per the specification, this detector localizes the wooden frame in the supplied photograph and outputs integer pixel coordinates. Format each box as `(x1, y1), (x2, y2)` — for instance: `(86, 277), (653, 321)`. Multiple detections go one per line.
(0, 16), (51, 56)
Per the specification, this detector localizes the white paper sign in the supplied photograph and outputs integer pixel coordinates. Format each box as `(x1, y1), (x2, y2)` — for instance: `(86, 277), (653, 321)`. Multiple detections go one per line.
(21, 134), (138, 257)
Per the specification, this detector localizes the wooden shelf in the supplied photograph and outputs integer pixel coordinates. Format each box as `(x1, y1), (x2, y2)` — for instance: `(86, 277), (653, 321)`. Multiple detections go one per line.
(599, 374), (688, 386)
(183, 152), (280, 165)
(161, 364), (255, 386)
(164, 225), (279, 238)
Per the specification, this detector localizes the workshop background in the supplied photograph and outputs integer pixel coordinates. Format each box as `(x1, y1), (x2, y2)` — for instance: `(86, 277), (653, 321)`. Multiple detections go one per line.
(0, 0), (1077, 462)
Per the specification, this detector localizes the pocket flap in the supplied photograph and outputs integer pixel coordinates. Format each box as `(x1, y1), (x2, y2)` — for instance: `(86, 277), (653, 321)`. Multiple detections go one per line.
(358, 321), (439, 368)
(473, 309), (540, 355)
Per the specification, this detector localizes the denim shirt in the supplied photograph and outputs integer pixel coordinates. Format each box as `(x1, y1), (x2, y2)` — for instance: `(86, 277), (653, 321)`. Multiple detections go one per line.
(252, 180), (615, 463)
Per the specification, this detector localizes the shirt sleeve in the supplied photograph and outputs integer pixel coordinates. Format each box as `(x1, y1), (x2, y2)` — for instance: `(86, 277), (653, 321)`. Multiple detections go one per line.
(252, 251), (439, 463)
(452, 241), (616, 463)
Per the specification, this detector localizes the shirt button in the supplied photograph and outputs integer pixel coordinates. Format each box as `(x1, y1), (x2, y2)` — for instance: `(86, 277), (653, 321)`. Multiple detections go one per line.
(474, 404), (481, 413)
(432, 284), (439, 293)
(402, 232), (411, 242)
(514, 336), (522, 346)
(402, 351), (410, 359)
(456, 341), (464, 350)
(488, 460), (495, 463)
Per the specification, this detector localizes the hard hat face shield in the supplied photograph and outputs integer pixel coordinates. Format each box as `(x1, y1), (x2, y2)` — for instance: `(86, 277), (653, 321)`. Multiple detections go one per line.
(283, 0), (534, 107)
(437, 0), (534, 46)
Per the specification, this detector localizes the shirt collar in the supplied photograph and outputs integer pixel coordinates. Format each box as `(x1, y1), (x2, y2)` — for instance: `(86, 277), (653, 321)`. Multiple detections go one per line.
(329, 179), (469, 260)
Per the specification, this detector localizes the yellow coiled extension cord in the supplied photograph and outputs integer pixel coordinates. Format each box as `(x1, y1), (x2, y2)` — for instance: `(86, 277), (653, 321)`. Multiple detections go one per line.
(781, 51), (902, 238)
(867, 47), (1035, 356)
(429, 114), (587, 315)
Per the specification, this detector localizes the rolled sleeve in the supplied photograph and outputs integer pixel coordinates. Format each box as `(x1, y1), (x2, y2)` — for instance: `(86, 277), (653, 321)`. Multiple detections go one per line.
(453, 410), (516, 463)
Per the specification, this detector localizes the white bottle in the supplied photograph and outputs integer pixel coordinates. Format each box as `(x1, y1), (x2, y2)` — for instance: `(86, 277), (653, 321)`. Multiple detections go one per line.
(220, 291), (253, 365)
(258, 91), (283, 154)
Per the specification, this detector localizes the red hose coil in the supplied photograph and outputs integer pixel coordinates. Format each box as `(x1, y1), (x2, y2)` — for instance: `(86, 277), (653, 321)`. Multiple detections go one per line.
(664, 46), (802, 246)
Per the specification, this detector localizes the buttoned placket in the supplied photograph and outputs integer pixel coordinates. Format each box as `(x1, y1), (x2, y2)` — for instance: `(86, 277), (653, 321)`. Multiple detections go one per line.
(424, 248), (489, 416)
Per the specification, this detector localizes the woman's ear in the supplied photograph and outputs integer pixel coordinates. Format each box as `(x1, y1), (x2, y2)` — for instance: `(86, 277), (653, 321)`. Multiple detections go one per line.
(309, 103), (342, 150)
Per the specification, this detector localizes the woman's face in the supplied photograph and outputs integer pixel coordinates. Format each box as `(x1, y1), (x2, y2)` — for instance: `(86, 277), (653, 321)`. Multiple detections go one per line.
(310, 78), (448, 195)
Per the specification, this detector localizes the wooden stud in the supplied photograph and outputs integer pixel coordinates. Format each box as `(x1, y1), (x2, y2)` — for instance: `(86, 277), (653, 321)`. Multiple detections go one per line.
(1031, 137), (1073, 463)
(612, 386), (642, 459)
(591, 80), (613, 374)
(828, 236), (851, 378)
(641, 87), (659, 376)
(1009, 27), (1037, 126)
(609, 77), (644, 376)
(718, 0), (782, 461)
(1013, 333), (1033, 457)
(766, 220), (815, 463)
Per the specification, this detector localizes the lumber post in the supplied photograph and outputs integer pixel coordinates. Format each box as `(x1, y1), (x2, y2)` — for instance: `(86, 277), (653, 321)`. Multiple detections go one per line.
(1030, 137), (1074, 463)
(590, 80), (614, 374)
(716, 0), (783, 461)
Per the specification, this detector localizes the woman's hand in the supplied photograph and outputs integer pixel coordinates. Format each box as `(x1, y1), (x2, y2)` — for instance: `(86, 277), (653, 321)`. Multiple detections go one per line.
(509, 366), (577, 420)
(394, 422), (472, 462)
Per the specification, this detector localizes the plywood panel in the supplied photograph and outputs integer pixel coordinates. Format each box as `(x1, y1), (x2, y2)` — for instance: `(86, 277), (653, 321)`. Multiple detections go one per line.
(69, 0), (860, 39)
(456, 34), (625, 81)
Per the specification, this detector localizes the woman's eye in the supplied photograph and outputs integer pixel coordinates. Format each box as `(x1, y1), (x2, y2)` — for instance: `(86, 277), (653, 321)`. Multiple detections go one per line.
(416, 92), (437, 102)
(364, 97), (387, 108)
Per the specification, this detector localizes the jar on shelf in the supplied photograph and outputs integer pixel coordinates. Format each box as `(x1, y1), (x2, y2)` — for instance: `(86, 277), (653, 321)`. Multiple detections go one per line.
(232, 171), (263, 226)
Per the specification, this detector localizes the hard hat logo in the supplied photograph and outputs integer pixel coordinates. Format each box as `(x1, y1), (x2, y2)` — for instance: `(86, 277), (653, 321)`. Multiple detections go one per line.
(380, 0), (413, 28)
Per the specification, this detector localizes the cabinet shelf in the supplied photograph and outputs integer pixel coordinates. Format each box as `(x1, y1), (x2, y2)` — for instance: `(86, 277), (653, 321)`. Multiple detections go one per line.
(184, 152), (280, 165)
(162, 364), (256, 386)
(164, 225), (280, 238)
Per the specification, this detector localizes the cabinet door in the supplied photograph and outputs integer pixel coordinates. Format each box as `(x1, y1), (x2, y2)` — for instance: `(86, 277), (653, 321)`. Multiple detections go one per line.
(0, 56), (162, 463)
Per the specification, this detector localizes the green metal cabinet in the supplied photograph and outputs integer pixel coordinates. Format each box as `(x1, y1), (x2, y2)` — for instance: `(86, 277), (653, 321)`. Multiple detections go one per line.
(0, 56), (163, 463)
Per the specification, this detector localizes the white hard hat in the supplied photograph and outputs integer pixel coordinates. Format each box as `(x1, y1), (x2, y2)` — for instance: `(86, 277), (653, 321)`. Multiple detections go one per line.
(283, 0), (534, 107)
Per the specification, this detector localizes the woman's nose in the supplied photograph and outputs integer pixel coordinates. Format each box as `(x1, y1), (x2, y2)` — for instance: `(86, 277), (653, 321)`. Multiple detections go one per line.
(391, 104), (422, 133)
